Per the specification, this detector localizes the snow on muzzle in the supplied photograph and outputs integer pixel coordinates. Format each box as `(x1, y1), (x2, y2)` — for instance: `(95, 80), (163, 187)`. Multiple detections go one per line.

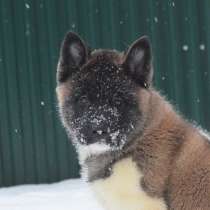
(71, 105), (128, 147)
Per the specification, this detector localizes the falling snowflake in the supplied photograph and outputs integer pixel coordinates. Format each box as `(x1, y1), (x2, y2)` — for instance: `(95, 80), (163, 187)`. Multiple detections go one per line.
(95, 8), (99, 13)
(199, 44), (205, 51)
(182, 45), (189, 51)
(25, 3), (30, 9)
(196, 98), (200, 103)
(154, 17), (158, 23)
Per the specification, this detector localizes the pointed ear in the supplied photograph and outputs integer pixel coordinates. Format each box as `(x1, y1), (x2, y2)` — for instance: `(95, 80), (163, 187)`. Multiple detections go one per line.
(123, 36), (153, 88)
(57, 32), (88, 83)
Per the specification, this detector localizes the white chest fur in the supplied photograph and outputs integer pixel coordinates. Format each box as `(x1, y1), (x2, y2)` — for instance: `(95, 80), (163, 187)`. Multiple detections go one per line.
(90, 158), (167, 210)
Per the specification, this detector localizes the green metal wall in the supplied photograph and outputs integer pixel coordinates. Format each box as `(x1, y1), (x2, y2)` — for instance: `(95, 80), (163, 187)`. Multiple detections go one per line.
(0, 0), (210, 187)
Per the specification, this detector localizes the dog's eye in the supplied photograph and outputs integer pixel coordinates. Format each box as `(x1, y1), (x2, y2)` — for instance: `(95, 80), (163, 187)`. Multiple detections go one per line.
(79, 95), (88, 103)
(73, 92), (87, 103)
(75, 96), (90, 111)
(73, 95), (90, 115)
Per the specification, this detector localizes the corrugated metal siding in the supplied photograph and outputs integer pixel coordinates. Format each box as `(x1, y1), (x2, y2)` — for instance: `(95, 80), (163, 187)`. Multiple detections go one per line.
(0, 0), (210, 187)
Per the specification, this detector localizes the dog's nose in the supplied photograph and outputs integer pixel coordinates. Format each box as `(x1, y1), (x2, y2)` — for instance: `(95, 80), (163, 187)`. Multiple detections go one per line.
(84, 123), (110, 144)
(92, 129), (108, 138)
(91, 121), (110, 137)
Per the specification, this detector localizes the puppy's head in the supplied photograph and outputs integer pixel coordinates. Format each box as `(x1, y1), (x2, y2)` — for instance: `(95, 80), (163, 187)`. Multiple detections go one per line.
(56, 32), (153, 155)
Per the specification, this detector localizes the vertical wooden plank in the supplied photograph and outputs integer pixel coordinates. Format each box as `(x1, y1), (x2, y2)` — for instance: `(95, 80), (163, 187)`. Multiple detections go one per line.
(1, 0), (25, 186)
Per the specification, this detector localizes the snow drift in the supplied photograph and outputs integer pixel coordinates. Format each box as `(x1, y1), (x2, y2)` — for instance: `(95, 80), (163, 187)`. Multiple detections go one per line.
(0, 179), (104, 210)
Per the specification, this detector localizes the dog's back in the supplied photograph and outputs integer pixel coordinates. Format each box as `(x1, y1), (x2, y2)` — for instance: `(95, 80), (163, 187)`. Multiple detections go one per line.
(132, 90), (210, 209)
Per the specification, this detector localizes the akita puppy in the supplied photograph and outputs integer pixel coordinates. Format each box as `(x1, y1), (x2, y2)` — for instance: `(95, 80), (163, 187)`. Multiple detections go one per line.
(56, 32), (210, 210)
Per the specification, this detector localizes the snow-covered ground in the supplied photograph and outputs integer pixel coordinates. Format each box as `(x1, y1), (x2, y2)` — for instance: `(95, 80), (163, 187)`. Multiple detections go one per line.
(0, 179), (104, 210)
